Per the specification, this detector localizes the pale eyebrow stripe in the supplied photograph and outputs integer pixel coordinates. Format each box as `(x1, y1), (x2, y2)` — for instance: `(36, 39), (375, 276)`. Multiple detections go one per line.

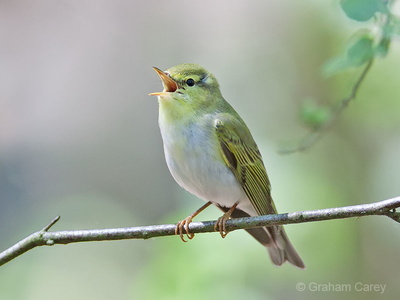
(201, 73), (209, 82)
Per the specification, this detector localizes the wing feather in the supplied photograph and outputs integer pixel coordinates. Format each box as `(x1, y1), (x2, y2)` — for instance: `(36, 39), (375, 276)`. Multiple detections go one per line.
(214, 114), (276, 216)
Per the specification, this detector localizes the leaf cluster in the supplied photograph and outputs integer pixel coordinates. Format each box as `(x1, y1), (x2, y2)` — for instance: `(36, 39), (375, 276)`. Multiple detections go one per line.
(287, 0), (399, 151)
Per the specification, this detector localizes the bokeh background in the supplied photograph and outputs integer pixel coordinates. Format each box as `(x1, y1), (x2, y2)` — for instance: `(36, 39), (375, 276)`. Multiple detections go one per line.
(1, 1), (400, 299)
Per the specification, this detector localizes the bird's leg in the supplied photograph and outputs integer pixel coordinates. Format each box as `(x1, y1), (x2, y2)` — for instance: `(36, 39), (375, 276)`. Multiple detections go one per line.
(214, 203), (238, 238)
(175, 201), (212, 242)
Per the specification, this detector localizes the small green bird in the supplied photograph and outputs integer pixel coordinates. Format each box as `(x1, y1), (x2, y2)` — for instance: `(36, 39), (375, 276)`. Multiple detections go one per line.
(150, 63), (305, 269)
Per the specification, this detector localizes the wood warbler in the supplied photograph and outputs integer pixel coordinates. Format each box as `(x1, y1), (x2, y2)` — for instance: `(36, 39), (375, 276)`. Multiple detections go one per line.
(150, 63), (305, 269)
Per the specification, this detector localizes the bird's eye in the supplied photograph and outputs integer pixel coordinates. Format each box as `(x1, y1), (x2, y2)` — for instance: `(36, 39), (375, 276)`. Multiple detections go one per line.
(186, 78), (195, 87)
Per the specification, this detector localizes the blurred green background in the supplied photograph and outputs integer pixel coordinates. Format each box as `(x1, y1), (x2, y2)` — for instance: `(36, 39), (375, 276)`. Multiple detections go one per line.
(1, 1), (400, 299)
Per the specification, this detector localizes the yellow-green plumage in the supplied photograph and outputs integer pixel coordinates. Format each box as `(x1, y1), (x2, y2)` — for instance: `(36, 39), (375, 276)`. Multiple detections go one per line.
(150, 63), (305, 269)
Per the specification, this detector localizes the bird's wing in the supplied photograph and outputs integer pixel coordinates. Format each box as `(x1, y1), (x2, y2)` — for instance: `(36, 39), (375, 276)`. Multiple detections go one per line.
(214, 113), (277, 216)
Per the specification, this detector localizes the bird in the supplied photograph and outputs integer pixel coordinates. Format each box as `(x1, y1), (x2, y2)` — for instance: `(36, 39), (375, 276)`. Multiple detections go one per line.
(149, 63), (305, 269)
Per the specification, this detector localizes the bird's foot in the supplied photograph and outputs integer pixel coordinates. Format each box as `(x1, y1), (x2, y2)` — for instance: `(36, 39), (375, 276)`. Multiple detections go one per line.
(175, 201), (212, 242)
(175, 217), (195, 242)
(214, 203), (238, 238)
(214, 215), (229, 238)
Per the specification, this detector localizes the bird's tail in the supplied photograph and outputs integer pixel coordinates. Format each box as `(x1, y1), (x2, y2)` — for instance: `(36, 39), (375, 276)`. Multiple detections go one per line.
(245, 225), (305, 269)
(219, 206), (305, 269)
(266, 226), (305, 269)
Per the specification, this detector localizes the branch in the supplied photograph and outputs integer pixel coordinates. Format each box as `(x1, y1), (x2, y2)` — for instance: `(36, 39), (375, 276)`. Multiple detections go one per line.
(280, 59), (374, 154)
(1, 196), (399, 267)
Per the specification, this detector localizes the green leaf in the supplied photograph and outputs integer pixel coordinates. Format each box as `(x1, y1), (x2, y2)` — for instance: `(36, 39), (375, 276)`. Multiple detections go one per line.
(374, 15), (400, 57)
(323, 56), (352, 76)
(347, 34), (374, 66)
(340, 0), (387, 22)
(390, 15), (400, 36)
(375, 36), (391, 57)
(301, 100), (331, 130)
(323, 34), (374, 76)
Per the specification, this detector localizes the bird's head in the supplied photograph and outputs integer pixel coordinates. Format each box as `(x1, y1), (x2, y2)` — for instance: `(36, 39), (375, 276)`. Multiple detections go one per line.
(150, 64), (222, 119)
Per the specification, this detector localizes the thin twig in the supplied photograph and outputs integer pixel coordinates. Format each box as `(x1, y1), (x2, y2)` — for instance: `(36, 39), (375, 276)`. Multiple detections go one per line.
(0, 196), (399, 267)
(280, 59), (374, 154)
(41, 215), (60, 232)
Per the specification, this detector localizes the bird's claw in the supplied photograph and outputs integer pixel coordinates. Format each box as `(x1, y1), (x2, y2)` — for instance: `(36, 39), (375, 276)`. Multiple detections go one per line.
(214, 203), (238, 238)
(214, 215), (230, 238)
(175, 217), (195, 242)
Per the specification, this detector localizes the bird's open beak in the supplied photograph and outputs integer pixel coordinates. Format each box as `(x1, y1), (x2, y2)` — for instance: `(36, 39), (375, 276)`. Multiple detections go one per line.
(149, 67), (178, 96)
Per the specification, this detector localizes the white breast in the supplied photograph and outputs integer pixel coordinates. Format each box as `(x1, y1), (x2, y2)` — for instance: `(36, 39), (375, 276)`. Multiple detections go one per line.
(159, 115), (248, 210)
